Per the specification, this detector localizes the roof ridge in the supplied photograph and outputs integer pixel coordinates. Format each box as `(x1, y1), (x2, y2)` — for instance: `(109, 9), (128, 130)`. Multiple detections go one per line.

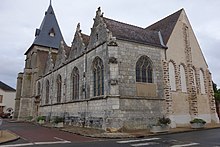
(103, 16), (161, 35)
(102, 16), (166, 48)
(146, 8), (183, 29)
(103, 17), (146, 31)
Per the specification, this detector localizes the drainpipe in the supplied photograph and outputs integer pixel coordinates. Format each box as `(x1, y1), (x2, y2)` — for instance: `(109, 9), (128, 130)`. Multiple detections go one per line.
(84, 50), (88, 126)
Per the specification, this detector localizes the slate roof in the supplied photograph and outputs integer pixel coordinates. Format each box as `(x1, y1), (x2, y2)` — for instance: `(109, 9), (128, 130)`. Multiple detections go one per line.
(25, 4), (64, 55)
(0, 81), (16, 92)
(145, 9), (183, 44)
(103, 17), (166, 48)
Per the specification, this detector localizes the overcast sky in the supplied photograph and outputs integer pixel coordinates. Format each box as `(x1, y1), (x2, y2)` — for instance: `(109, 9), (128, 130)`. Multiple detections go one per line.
(0, 0), (220, 89)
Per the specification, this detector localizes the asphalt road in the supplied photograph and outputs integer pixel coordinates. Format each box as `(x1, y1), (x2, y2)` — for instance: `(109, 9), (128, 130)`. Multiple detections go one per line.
(1, 119), (220, 147)
(0, 119), (98, 146)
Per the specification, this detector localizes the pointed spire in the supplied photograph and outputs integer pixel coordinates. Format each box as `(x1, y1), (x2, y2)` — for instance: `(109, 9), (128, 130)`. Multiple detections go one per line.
(25, 1), (64, 55)
(96, 7), (102, 16)
(76, 23), (81, 32)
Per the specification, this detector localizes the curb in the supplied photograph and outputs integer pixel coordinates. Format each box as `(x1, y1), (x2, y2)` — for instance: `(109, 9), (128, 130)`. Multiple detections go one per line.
(61, 129), (136, 139)
(147, 126), (220, 137)
(60, 126), (220, 139)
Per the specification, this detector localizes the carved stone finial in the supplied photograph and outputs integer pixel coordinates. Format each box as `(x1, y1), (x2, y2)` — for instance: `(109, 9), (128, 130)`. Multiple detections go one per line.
(76, 23), (81, 32)
(96, 7), (102, 16)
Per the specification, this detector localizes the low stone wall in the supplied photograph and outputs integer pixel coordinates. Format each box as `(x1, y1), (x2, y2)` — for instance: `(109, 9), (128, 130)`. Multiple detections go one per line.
(39, 97), (165, 130)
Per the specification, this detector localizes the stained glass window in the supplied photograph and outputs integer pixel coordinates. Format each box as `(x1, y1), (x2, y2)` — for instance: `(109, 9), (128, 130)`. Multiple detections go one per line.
(72, 67), (79, 100)
(93, 57), (104, 96)
(136, 56), (153, 83)
(57, 75), (62, 103)
(45, 80), (49, 104)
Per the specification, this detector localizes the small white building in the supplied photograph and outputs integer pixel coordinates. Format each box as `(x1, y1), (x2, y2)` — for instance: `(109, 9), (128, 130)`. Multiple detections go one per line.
(0, 81), (16, 118)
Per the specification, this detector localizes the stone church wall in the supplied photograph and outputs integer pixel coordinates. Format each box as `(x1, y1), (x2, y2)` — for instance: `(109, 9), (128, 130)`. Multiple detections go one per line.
(112, 40), (165, 129)
(65, 57), (85, 100)
(86, 43), (110, 98)
(171, 92), (191, 126)
(38, 42), (112, 129)
(38, 39), (166, 130)
(164, 11), (219, 125)
(116, 40), (164, 98)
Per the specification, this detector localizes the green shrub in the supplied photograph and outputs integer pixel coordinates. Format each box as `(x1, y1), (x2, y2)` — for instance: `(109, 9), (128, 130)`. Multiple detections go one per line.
(53, 116), (64, 124)
(37, 116), (46, 122)
(190, 118), (206, 124)
(158, 116), (171, 125)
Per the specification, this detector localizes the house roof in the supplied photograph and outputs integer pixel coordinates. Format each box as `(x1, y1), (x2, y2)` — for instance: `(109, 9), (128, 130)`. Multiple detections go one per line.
(25, 4), (64, 55)
(145, 9), (183, 44)
(103, 17), (166, 48)
(0, 81), (16, 92)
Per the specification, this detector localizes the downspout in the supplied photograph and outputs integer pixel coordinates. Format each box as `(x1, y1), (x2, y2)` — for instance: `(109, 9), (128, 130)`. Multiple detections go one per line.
(84, 49), (88, 127)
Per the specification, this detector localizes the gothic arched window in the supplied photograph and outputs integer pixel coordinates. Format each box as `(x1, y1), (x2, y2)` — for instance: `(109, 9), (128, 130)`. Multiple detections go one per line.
(71, 67), (79, 100)
(45, 80), (49, 104)
(57, 74), (62, 103)
(93, 57), (104, 96)
(136, 56), (153, 83)
(169, 62), (176, 91)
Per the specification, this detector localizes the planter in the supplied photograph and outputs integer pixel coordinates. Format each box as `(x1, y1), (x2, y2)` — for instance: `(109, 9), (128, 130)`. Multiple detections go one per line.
(190, 118), (206, 129)
(190, 123), (205, 129)
(150, 125), (170, 133)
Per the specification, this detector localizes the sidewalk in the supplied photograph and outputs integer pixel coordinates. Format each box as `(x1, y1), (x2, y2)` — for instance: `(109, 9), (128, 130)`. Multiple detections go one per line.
(0, 130), (19, 144)
(48, 123), (220, 139)
(1, 120), (220, 144)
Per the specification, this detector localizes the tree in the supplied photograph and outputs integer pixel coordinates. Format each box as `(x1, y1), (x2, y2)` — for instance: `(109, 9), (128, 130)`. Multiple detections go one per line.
(213, 82), (220, 102)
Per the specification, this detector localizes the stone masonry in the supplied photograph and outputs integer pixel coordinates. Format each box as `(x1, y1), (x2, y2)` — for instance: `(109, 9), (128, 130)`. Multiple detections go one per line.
(15, 6), (219, 130)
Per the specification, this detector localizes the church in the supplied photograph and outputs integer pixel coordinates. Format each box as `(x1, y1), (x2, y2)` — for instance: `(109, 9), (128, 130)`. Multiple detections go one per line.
(14, 3), (219, 129)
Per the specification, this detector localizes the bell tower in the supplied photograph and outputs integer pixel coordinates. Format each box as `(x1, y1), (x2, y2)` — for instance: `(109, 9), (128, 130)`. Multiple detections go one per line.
(14, 1), (64, 119)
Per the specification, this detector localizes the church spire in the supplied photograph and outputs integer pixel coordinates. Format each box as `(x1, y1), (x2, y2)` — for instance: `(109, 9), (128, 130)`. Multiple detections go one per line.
(25, 2), (64, 55)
